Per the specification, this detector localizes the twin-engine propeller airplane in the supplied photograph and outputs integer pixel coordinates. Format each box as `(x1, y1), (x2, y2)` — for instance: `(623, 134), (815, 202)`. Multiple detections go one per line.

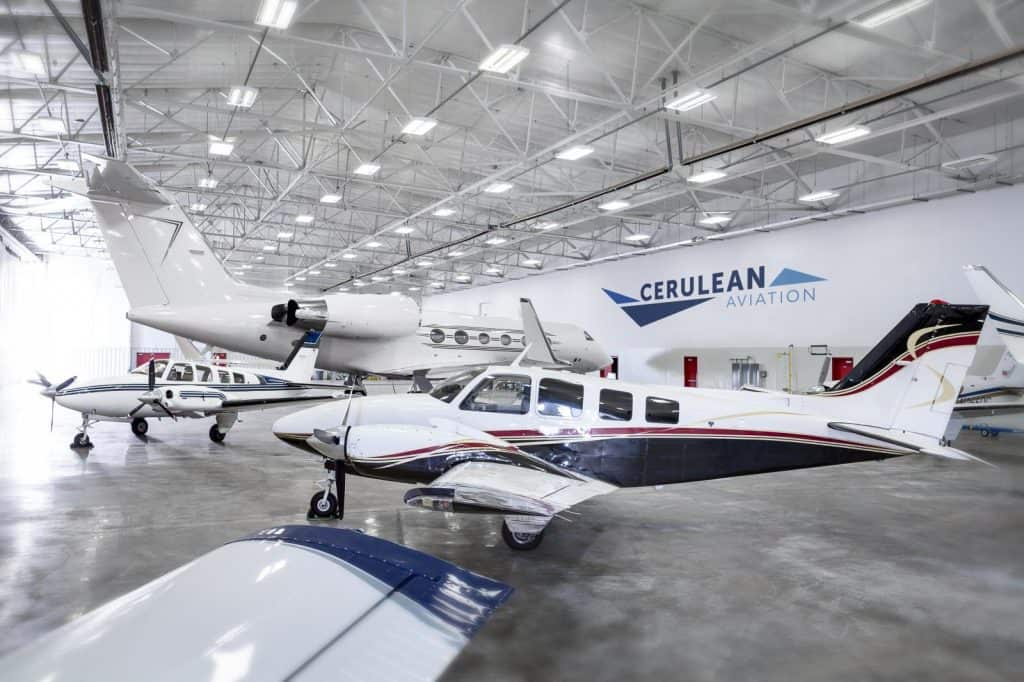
(71, 157), (610, 384)
(273, 298), (990, 549)
(36, 332), (360, 448)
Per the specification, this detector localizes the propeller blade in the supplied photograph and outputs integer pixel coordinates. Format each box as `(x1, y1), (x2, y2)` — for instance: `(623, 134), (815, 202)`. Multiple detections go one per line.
(54, 376), (76, 392)
(29, 372), (51, 388)
(49, 399), (55, 432)
(341, 390), (355, 425)
(148, 359), (155, 391)
(155, 401), (177, 421)
(128, 402), (145, 417)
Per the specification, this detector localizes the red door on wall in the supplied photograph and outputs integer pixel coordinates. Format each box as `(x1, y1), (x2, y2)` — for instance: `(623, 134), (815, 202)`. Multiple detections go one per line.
(831, 356), (855, 381)
(683, 356), (698, 387)
(135, 351), (170, 368)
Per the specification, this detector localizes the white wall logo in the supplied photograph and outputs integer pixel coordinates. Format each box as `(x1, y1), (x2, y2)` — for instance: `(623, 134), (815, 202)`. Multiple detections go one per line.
(602, 266), (827, 326)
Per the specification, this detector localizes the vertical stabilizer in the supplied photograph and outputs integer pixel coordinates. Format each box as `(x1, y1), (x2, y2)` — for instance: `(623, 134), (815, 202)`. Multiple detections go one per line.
(83, 158), (242, 308)
(519, 298), (558, 365)
(963, 265), (1024, 362)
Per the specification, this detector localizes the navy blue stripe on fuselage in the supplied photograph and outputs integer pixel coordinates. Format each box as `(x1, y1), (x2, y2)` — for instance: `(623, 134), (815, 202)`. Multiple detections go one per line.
(996, 327), (1024, 337)
(59, 382), (305, 396)
(989, 311), (1024, 327)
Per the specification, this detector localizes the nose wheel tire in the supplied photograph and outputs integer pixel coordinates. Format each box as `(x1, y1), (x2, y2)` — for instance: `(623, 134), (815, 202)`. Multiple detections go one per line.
(71, 433), (92, 449)
(501, 521), (544, 551)
(209, 425), (226, 443)
(308, 491), (339, 518)
(131, 418), (148, 437)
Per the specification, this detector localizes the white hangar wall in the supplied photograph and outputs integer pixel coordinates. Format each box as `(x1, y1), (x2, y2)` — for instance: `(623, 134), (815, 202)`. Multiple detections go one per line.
(424, 183), (1024, 389)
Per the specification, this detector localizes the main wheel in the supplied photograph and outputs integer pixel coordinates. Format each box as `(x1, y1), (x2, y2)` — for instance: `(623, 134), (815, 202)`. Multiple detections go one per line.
(501, 521), (544, 551)
(308, 491), (338, 518)
(72, 433), (92, 448)
(131, 418), (148, 437)
(209, 425), (226, 443)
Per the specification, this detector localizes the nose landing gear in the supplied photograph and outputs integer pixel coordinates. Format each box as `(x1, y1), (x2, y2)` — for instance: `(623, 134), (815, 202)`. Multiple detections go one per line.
(71, 414), (96, 449)
(308, 459), (346, 519)
(131, 417), (148, 438)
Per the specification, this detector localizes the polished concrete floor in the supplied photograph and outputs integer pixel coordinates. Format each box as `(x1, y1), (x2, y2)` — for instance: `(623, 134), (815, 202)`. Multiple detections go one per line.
(1, 383), (1022, 681)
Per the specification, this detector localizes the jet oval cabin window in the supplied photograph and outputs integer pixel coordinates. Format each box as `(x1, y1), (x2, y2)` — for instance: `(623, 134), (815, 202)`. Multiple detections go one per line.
(429, 369), (484, 403)
(500, 334), (512, 346)
(479, 332), (490, 345)
(167, 363), (194, 382)
(599, 389), (633, 421)
(454, 330), (469, 345)
(429, 328), (445, 343)
(461, 375), (532, 414)
(538, 378), (584, 418)
(646, 396), (680, 424)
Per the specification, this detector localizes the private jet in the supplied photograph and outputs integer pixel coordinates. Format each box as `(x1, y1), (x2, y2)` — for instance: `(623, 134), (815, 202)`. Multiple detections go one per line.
(35, 332), (359, 448)
(71, 158), (609, 386)
(273, 298), (988, 549)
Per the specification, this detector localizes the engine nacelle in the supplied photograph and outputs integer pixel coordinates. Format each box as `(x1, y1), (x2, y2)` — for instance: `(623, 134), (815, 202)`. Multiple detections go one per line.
(270, 292), (419, 339)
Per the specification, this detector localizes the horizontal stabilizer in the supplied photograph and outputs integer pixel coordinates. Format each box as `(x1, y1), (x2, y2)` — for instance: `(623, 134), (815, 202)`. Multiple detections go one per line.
(828, 422), (993, 465)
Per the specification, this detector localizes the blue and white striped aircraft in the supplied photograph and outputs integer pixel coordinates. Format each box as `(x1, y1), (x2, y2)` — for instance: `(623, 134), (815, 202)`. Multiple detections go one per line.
(34, 332), (361, 448)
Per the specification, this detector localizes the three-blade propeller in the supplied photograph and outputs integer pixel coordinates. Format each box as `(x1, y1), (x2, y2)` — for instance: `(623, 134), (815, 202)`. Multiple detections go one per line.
(129, 359), (177, 421)
(29, 372), (76, 431)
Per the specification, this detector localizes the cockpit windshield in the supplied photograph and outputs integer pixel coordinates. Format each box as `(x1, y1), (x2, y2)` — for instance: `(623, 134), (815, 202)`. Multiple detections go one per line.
(428, 369), (484, 403)
(131, 359), (168, 376)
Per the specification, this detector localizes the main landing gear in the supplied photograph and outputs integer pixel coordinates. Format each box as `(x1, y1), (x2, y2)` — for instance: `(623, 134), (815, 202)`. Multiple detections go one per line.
(308, 459), (346, 520)
(209, 413), (238, 444)
(501, 518), (547, 551)
(71, 413), (96, 449)
(131, 417), (148, 438)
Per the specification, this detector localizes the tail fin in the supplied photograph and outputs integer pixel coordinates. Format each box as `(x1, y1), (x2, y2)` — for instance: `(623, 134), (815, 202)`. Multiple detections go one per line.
(822, 302), (988, 440)
(276, 331), (322, 381)
(963, 265), (1024, 362)
(81, 157), (241, 308)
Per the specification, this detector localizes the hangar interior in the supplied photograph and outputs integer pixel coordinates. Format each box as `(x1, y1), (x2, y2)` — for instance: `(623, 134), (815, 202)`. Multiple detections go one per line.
(1, 1), (1023, 680)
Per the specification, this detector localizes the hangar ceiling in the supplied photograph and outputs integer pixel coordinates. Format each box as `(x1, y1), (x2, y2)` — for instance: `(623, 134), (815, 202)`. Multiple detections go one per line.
(1, 0), (1023, 295)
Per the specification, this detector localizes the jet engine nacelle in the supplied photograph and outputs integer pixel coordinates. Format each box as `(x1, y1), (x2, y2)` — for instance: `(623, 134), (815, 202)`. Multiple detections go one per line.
(271, 292), (419, 339)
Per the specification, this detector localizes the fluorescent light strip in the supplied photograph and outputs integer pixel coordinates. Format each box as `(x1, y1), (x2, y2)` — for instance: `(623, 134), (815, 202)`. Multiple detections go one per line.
(555, 145), (594, 161)
(255, 0), (297, 29)
(433, 207), (456, 217)
(479, 44), (530, 74)
(484, 181), (513, 194)
(598, 200), (629, 211)
(227, 85), (259, 108)
(814, 125), (870, 145)
(854, 0), (931, 29)
(665, 89), (717, 112)
(354, 163), (380, 176)
(688, 169), (727, 184)
(798, 190), (840, 203)
(320, 193), (342, 204)
(402, 117), (438, 136)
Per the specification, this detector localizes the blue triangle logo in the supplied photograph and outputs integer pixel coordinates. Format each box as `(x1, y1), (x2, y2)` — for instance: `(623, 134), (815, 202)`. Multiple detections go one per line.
(769, 268), (826, 287)
(602, 288), (639, 304)
(619, 298), (714, 327)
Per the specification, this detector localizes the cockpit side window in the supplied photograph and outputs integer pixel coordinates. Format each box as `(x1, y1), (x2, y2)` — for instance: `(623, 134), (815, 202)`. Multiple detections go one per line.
(218, 370), (231, 384)
(537, 378), (584, 418)
(460, 375), (532, 414)
(131, 359), (168, 376)
(428, 369), (484, 403)
(167, 363), (194, 382)
(195, 365), (213, 382)
(232, 372), (246, 384)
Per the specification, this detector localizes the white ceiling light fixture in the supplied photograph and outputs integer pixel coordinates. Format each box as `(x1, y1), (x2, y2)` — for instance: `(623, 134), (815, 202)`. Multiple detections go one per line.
(430, 281), (446, 289)
(454, 274), (472, 282)
(366, 241), (383, 248)
(208, 140), (234, 156)
(295, 214), (314, 224)
(688, 169), (727, 184)
(814, 125), (871, 145)
(324, 261), (336, 268)
(433, 207), (456, 217)
(416, 259), (433, 267)
(255, 255), (265, 261)
(14, 51), (46, 76)
(353, 280), (366, 287)
(485, 237), (507, 245)
(241, 264), (253, 269)
(408, 286), (421, 292)
(555, 145), (594, 161)
(189, 202), (207, 212)
(484, 181), (513, 194)
(277, 231), (294, 239)
(309, 269), (320, 275)
(199, 176), (218, 189)
(226, 85), (259, 108)
(665, 89), (717, 112)
(255, 0), (298, 29)
(371, 275), (390, 282)
(342, 252), (357, 260)
(523, 258), (542, 267)
(485, 266), (504, 276)
(294, 276), (307, 282)
(284, 282), (294, 287)
(698, 213), (732, 226)
(448, 250), (466, 257)
(479, 44), (530, 74)
(941, 154), (998, 172)
(390, 291), (402, 296)
(533, 221), (560, 230)
(394, 226), (415, 235)
(354, 162), (380, 176)
(625, 233), (651, 242)
(853, 0), (931, 28)
(320, 193), (342, 204)
(402, 117), (438, 136)
(798, 190), (841, 203)
(28, 116), (67, 135)
(392, 268), (408, 275)
(263, 244), (277, 252)
(598, 199), (630, 211)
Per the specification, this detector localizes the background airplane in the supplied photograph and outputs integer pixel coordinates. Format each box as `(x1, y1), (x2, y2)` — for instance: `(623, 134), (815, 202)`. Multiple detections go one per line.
(72, 158), (610, 383)
(273, 298), (988, 549)
(35, 331), (359, 448)
(0, 525), (511, 681)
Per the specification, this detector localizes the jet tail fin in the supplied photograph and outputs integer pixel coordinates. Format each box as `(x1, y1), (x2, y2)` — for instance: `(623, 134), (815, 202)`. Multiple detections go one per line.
(963, 265), (1024, 362)
(519, 298), (560, 366)
(822, 302), (988, 441)
(276, 331), (322, 381)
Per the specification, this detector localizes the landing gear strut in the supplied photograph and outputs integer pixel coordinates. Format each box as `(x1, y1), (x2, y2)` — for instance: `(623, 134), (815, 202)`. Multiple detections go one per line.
(71, 413), (96, 449)
(209, 413), (237, 444)
(131, 417), (148, 438)
(308, 459), (345, 519)
(501, 519), (545, 551)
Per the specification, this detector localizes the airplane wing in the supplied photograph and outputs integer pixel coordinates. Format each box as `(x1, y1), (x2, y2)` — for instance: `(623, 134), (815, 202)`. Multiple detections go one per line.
(0, 525), (512, 681)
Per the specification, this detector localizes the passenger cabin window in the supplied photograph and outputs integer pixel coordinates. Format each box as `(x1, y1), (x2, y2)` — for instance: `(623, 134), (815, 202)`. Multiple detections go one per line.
(232, 372), (246, 384)
(218, 370), (230, 384)
(454, 330), (468, 345)
(646, 396), (680, 424)
(599, 389), (633, 421)
(538, 378), (584, 418)
(167, 363), (193, 382)
(429, 329), (445, 343)
(461, 375), (531, 414)
(195, 365), (213, 382)
(500, 334), (511, 346)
